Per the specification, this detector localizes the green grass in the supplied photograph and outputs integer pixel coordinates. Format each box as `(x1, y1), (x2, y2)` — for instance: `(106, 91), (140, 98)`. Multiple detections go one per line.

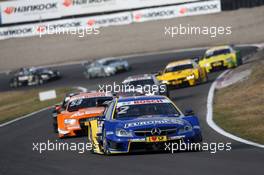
(0, 87), (75, 124)
(214, 55), (264, 144)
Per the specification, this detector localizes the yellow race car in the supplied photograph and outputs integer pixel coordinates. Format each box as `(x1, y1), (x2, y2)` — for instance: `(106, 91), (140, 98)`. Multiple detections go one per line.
(199, 45), (242, 73)
(156, 59), (208, 87)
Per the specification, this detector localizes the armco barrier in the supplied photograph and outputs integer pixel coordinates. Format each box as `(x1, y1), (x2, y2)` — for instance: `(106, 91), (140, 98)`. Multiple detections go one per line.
(221, 0), (264, 10)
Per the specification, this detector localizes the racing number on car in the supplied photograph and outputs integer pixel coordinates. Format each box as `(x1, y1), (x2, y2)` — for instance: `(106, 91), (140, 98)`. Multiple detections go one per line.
(69, 99), (83, 107)
(117, 106), (129, 114)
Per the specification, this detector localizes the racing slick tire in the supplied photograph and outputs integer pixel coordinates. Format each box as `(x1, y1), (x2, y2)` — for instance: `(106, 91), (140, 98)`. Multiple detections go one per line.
(35, 76), (44, 85)
(236, 51), (243, 66)
(102, 130), (111, 155)
(10, 78), (19, 88)
(87, 125), (96, 154)
(103, 70), (113, 77)
(84, 72), (91, 79)
(52, 120), (58, 133)
(201, 73), (209, 84)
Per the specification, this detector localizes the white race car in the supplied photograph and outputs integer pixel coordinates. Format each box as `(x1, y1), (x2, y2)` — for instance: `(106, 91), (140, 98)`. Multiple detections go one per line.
(84, 58), (130, 79)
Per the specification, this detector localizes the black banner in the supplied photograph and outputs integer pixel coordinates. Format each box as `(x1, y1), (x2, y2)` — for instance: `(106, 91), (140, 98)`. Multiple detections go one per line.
(221, 0), (264, 10)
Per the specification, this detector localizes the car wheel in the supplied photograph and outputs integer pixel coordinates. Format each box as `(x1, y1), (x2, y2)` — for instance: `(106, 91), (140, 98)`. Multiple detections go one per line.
(202, 74), (208, 83)
(102, 130), (111, 155)
(53, 119), (58, 133)
(10, 79), (18, 88)
(39, 78), (44, 85)
(87, 125), (95, 154)
(103, 70), (111, 77)
(35, 76), (44, 85)
(85, 72), (91, 79)
(46, 74), (51, 81)
(58, 134), (65, 139)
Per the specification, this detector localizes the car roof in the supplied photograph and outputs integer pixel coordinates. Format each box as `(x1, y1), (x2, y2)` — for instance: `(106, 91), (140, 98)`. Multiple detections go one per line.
(118, 95), (167, 102)
(69, 92), (112, 102)
(206, 45), (231, 53)
(166, 59), (193, 68)
(97, 57), (120, 63)
(123, 74), (153, 83)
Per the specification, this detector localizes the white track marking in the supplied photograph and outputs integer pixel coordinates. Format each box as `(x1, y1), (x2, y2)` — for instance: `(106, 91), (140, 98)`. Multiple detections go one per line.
(0, 107), (50, 128)
(206, 70), (264, 148)
(0, 86), (88, 128)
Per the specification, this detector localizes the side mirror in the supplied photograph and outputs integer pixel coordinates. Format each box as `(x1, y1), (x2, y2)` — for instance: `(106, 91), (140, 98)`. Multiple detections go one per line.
(184, 109), (195, 116)
(55, 105), (61, 111)
(155, 70), (163, 76)
(53, 105), (61, 113)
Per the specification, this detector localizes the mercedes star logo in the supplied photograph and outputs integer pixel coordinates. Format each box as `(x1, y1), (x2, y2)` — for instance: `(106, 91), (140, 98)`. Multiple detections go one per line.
(151, 128), (161, 135)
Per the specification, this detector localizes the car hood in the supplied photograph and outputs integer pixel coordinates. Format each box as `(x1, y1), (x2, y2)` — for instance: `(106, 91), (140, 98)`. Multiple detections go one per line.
(113, 115), (188, 130)
(200, 54), (232, 64)
(61, 107), (105, 119)
(157, 69), (194, 81)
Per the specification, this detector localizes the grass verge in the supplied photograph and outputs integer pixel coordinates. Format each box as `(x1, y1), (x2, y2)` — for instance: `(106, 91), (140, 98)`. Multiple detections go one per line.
(214, 52), (264, 144)
(0, 87), (75, 124)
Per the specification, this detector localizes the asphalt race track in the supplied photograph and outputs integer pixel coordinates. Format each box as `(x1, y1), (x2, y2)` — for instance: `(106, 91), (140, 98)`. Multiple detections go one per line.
(1, 46), (263, 175)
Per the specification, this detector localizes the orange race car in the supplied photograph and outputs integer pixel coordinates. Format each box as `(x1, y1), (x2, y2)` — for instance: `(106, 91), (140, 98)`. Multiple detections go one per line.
(57, 92), (113, 138)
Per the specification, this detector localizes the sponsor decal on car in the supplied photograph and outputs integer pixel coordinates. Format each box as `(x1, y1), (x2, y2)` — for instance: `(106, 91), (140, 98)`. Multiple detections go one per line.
(117, 99), (171, 107)
(124, 119), (184, 128)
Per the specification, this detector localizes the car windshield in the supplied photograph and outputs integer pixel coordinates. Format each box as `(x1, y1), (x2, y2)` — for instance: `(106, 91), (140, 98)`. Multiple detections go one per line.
(205, 49), (231, 58)
(116, 103), (180, 118)
(126, 79), (155, 87)
(15, 68), (30, 76)
(67, 97), (112, 112)
(102, 60), (119, 65)
(165, 64), (193, 73)
(37, 68), (50, 72)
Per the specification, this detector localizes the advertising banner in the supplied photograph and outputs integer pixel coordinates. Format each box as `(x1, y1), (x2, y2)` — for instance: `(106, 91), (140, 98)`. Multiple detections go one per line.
(82, 12), (132, 28)
(0, 12), (132, 40)
(0, 0), (200, 24)
(132, 0), (221, 22)
(60, 0), (200, 17)
(0, 1), (221, 40)
(0, 0), (60, 24)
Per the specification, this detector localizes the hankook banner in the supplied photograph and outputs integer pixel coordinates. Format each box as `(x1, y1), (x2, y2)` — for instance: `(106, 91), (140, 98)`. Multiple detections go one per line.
(60, 0), (200, 17)
(0, 1), (221, 40)
(0, 12), (132, 39)
(0, 0), (60, 24)
(132, 0), (221, 22)
(0, 0), (200, 24)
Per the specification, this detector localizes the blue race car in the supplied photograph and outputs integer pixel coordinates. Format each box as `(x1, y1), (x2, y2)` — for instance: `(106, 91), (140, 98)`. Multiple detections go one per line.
(83, 95), (202, 155)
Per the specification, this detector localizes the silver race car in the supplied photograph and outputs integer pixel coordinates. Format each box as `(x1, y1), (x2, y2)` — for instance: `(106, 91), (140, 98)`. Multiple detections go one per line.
(83, 58), (130, 79)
